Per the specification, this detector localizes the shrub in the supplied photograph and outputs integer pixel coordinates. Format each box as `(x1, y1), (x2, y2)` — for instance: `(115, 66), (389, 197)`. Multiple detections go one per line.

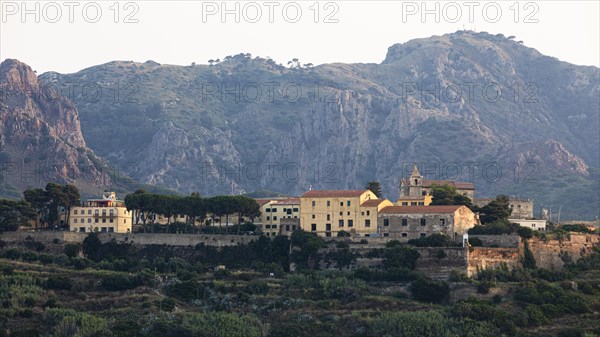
(408, 234), (458, 247)
(100, 273), (140, 291)
(64, 243), (81, 258)
(166, 280), (203, 301)
(44, 276), (73, 290)
(410, 278), (450, 304)
(384, 246), (420, 270)
(469, 237), (483, 247)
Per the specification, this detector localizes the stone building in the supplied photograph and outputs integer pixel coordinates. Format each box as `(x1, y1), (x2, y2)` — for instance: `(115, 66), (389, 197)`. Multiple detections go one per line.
(377, 205), (477, 241)
(474, 197), (534, 219)
(398, 165), (475, 205)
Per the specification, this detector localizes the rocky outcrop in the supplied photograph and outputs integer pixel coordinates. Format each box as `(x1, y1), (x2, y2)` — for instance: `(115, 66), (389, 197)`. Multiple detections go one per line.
(0, 59), (111, 195)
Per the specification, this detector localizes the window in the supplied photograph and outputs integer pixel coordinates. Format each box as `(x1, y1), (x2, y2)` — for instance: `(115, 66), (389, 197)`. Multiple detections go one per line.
(109, 219), (114, 223)
(440, 219), (446, 225)
(79, 227), (85, 232)
(95, 218), (99, 223)
(94, 210), (99, 215)
(272, 208), (277, 213)
(293, 208), (299, 212)
(311, 224), (316, 231)
(266, 225), (271, 229)
(339, 220), (344, 227)
(312, 201), (316, 207)
(312, 214), (316, 219)
(418, 202), (424, 206)
(327, 214), (330, 221)
(109, 209), (114, 215)
(383, 233), (389, 237)
(401, 232), (408, 237)
(339, 212), (343, 216)
(88, 218), (91, 223)
(74, 210), (78, 215)
(101, 227), (107, 232)
(102, 218), (106, 223)
(124, 219), (126, 224)
(273, 216), (277, 220)
(326, 223), (331, 231)
(383, 218), (389, 226)
(361, 212), (365, 216)
(411, 202), (417, 206)
(420, 219), (426, 226)
(266, 216), (270, 220)
(327, 201), (330, 207)
(402, 219), (408, 226)
(365, 219), (371, 227)
(366, 210), (370, 216)
(414, 179), (418, 185)
(272, 225), (277, 229)
(287, 209), (292, 215)
(340, 202), (344, 206)
(266, 208), (271, 213)
(108, 228), (114, 233)
(286, 225), (290, 231)
(402, 202), (408, 206)
(88, 210), (91, 215)
(74, 218), (77, 223)
(325, 232), (331, 237)
(348, 220), (353, 227)
(347, 212), (350, 216)
(422, 191), (427, 196)
(420, 233), (426, 238)
(347, 201), (351, 206)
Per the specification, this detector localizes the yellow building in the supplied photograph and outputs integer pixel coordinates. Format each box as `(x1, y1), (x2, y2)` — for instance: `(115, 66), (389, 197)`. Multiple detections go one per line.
(300, 190), (393, 237)
(256, 198), (300, 237)
(398, 165), (474, 205)
(69, 192), (132, 233)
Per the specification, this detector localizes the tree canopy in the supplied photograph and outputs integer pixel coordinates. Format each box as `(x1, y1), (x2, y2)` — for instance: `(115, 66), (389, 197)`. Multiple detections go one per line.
(430, 184), (472, 207)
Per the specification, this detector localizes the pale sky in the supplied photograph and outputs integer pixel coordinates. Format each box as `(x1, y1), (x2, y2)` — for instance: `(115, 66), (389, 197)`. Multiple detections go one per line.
(1, 1), (599, 74)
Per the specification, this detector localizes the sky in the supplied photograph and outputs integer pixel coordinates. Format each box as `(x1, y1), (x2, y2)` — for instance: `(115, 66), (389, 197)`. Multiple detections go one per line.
(1, 1), (599, 74)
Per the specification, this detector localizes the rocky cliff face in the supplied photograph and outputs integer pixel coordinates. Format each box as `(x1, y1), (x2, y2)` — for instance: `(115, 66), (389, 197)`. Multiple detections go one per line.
(21, 31), (600, 218)
(0, 59), (111, 196)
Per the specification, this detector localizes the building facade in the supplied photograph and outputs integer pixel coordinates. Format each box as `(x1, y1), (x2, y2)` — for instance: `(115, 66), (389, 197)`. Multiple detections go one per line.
(508, 218), (547, 231)
(474, 198), (534, 219)
(398, 165), (474, 205)
(69, 192), (132, 233)
(300, 190), (393, 237)
(257, 198), (300, 237)
(377, 205), (477, 241)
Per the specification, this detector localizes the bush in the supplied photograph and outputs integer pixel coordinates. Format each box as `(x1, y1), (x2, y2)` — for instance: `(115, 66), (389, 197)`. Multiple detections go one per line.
(166, 280), (203, 301)
(63, 243), (79, 258)
(469, 237), (483, 247)
(384, 246), (420, 270)
(410, 278), (450, 304)
(44, 275), (73, 290)
(408, 234), (458, 247)
(100, 273), (141, 291)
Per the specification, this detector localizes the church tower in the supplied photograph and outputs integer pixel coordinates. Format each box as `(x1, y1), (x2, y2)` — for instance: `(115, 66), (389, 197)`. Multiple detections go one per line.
(408, 164), (423, 197)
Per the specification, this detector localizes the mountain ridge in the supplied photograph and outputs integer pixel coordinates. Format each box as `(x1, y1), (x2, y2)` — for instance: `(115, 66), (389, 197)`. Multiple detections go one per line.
(1, 30), (598, 218)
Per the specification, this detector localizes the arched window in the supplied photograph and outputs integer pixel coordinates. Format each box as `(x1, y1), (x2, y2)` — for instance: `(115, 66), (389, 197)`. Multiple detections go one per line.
(414, 179), (418, 185)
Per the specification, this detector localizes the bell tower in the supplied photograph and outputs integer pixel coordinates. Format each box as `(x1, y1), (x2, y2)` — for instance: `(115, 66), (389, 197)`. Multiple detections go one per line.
(409, 164), (423, 197)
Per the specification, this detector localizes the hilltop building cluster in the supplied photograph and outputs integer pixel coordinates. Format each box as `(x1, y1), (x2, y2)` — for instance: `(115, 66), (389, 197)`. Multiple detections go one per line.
(68, 166), (542, 239)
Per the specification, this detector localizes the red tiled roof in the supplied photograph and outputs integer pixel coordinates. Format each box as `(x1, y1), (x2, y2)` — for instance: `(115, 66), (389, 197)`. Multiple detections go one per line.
(360, 199), (386, 207)
(379, 205), (464, 214)
(301, 190), (368, 198)
(273, 198), (300, 205)
(255, 199), (274, 206)
(397, 196), (429, 200)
